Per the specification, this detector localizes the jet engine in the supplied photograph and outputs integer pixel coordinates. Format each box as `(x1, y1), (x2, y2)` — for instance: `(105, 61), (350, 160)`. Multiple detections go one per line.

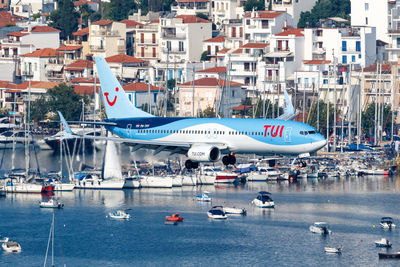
(187, 144), (220, 162)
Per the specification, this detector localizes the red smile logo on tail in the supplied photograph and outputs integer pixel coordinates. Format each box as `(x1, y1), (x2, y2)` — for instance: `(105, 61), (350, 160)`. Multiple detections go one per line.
(104, 87), (119, 106)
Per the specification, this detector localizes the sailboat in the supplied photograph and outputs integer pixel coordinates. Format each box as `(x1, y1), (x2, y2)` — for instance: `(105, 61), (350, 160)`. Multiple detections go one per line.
(73, 135), (124, 189)
(43, 213), (55, 267)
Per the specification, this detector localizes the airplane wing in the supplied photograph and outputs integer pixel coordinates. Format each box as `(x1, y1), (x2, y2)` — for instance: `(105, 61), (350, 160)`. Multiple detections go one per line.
(276, 89), (296, 121)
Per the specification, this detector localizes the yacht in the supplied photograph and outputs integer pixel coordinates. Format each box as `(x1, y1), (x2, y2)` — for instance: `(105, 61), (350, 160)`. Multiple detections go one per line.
(309, 222), (332, 235)
(375, 238), (392, 248)
(196, 191), (212, 202)
(197, 167), (216, 185)
(207, 206), (227, 219)
(0, 130), (33, 149)
(74, 172), (125, 189)
(0, 116), (15, 134)
(40, 198), (64, 209)
(223, 206), (247, 215)
(252, 191), (275, 208)
(324, 247), (342, 254)
(139, 175), (173, 188)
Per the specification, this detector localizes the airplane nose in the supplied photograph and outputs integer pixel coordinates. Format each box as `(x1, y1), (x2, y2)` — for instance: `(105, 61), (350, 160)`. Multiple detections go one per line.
(315, 134), (327, 149)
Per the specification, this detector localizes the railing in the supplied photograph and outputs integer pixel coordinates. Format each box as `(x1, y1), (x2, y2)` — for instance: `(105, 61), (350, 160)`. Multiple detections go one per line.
(22, 71), (33, 77)
(5, 97), (22, 103)
(138, 39), (157, 44)
(162, 33), (186, 39)
(89, 45), (105, 51)
(91, 30), (120, 37)
(136, 53), (159, 58)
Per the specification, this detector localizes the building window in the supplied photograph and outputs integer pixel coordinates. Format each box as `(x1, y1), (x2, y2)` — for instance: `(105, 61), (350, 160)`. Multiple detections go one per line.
(365, 17), (368, 24)
(365, 3), (369, 10)
(152, 33), (156, 44)
(245, 34), (250, 40)
(141, 47), (144, 57)
(246, 19), (250, 25)
(356, 41), (361, 51)
(167, 41), (171, 51)
(179, 41), (184, 52)
(304, 78), (309, 88)
(323, 79), (328, 84)
(141, 33), (144, 43)
(152, 47), (156, 57)
(342, 41), (347, 51)
(244, 62), (250, 71)
(352, 55), (356, 62)
(239, 27), (243, 38)
(232, 27), (236, 37)
(342, 55), (347, 64)
(261, 20), (268, 29)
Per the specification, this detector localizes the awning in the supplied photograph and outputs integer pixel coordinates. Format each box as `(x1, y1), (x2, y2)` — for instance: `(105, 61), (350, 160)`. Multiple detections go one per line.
(265, 51), (292, 58)
(45, 64), (63, 72)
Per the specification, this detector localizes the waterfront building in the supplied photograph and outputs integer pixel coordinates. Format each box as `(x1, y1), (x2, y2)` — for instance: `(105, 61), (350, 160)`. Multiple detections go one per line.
(134, 20), (159, 63)
(171, 0), (212, 17)
(264, 0), (318, 26)
(202, 35), (226, 60)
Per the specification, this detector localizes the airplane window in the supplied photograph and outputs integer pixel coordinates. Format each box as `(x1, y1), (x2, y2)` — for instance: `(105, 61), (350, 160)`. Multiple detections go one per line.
(300, 131), (304, 135)
(308, 131), (316, 134)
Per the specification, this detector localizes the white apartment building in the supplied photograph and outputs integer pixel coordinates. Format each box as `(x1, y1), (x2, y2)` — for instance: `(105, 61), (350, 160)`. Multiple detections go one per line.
(303, 26), (376, 68)
(89, 20), (126, 58)
(104, 54), (149, 83)
(265, 0), (318, 25)
(211, 0), (241, 27)
(135, 20), (159, 63)
(223, 19), (243, 49)
(242, 10), (294, 43)
(171, 0), (212, 17)
(20, 48), (59, 82)
(350, 0), (392, 43)
(159, 15), (212, 62)
(10, 0), (56, 18)
(203, 35), (225, 59)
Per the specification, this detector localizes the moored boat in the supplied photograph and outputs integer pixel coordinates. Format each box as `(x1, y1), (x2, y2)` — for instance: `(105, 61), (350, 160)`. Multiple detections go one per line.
(196, 191), (212, 202)
(379, 252), (400, 259)
(165, 213), (184, 222)
(108, 210), (130, 220)
(2, 241), (21, 253)
(375, 238), (392, 248)
(380, 217), (396, 229)
(207, 206), (227, 219)
(223, 207), (247, 215)
(40, 198), (64, 209)
(309, 222), (331, 235)
(252, 191), (274, 208)
(324, 247), (342, 254)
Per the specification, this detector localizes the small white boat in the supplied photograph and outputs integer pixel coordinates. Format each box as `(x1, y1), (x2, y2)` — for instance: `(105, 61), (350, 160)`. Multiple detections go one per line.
(123, 176), (141, 189)
(207, 206), (227, 219)
(196, 191), (212, 202)
(380, 217), (396, 229)
(139, 175), (173, 188)
(40, 199), (64, 209)
(252, 191), (274, 208)
(223, 207), (247, 215)
(0, 236), (9, 242)
(2, 241), (21, 253)
(108, 210), (130, 220)
(375, 238), (392, 248)
(309, 222), (331, 235)
(324, 247), (342, 254)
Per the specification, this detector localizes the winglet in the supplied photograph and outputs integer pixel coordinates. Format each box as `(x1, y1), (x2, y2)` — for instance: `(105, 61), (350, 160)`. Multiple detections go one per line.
(283, 89), (295, 115)
(57, 111), (74, 140)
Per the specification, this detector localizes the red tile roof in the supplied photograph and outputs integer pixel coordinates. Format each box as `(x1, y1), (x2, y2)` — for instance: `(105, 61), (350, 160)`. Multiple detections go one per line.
(7, 31), (29, 37)
(176, 15), (211, 24)
(0, 11), (19, 27)
(203, 35), (225, 42)
(57, 45), (83, 51)
(123, 82), (164, 92)
(23, 48), (58, 57)
(244, 11), (283, 19)
(29, 26), (60, 33)
(92, 20), (112, 26)
(70, 77), (99, 84)
(362, 63), (391, 72)
(0, 81), (59, 90)
(180, 77), (243, 87)
(232, 48), (243, 54)
(275, 28), (304, 37)
(65, 60), (93, 70)
(303, 60), (331, 65)
(196, 66), (226, 73)
(73, 27), (89, 36)
(105, 54), (146, 63)
(74, 0), (98, 6)
(73, 85), (95, 95)
(232, 105), (252, 111)
(241, 42), (269, 48)
(217, 48), (230, 54)
(120, 19), (143, 28)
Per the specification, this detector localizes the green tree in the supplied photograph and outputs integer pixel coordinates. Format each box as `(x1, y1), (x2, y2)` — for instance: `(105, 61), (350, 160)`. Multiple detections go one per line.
(79, 3), (95, 27)
(106, 0), (136, 21)
(361, 102), (393, 138)
(49, 0), (79, 40)
(167, 79), (176, 90)
(244, 0), (265, 12)
(200, 106), (216, 118)
(200, 51), (209, 61)
(298, 0), (350, 28)
(30, 96), (50, 122)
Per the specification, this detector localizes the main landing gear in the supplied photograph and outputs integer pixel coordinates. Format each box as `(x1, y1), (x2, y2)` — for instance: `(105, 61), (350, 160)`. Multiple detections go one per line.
(185, 160), (199, 170)
(222, 154), (236, 166)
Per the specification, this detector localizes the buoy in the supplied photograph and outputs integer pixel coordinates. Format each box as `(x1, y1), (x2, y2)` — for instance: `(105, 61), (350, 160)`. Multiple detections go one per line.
(373, 225), (375, 228)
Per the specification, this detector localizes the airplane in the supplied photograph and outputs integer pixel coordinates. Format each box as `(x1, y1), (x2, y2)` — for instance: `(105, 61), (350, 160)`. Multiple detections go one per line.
(59, 56), (326, 169)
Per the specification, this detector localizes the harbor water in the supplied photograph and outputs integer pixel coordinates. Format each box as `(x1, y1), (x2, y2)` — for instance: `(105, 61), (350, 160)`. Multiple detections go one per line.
(1, 149), (400, 266)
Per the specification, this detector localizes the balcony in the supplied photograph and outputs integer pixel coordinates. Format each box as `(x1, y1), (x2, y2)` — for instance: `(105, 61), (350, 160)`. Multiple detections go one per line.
(5, 97), (22, 103)
(22, 71), (33, 77)
(138, 39), (158, 45)
(89, 45), (105, 52)
(162, 33), (186, 39)
(91, 30), (120, 37)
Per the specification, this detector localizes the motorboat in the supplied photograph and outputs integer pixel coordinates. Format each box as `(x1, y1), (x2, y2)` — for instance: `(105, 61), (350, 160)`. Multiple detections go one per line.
(207, 206), (227, 219)
(223, 207), (247, 215)
(165, 213), (184, 222)
(215, 169), (238, 184)
(0, 236), (9, 242)
(0, 116), (15, 134)
(196, 191), (212, 202)
(40, 198), (64, 209)
(252, 191), (275, 208)
(309, 222), (332, 235)
(380, 217), (396, 229)
(324, 247), (342, 254)
(379, 252), (400, 259)
(2, 241), (21, 253)
(74, 172), (125, 189)
(108, 210), (130, 220)
(375, 238), (392, 248)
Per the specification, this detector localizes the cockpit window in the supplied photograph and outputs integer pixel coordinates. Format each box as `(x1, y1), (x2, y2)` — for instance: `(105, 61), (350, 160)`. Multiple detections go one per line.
(300, 130), (317, 135)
